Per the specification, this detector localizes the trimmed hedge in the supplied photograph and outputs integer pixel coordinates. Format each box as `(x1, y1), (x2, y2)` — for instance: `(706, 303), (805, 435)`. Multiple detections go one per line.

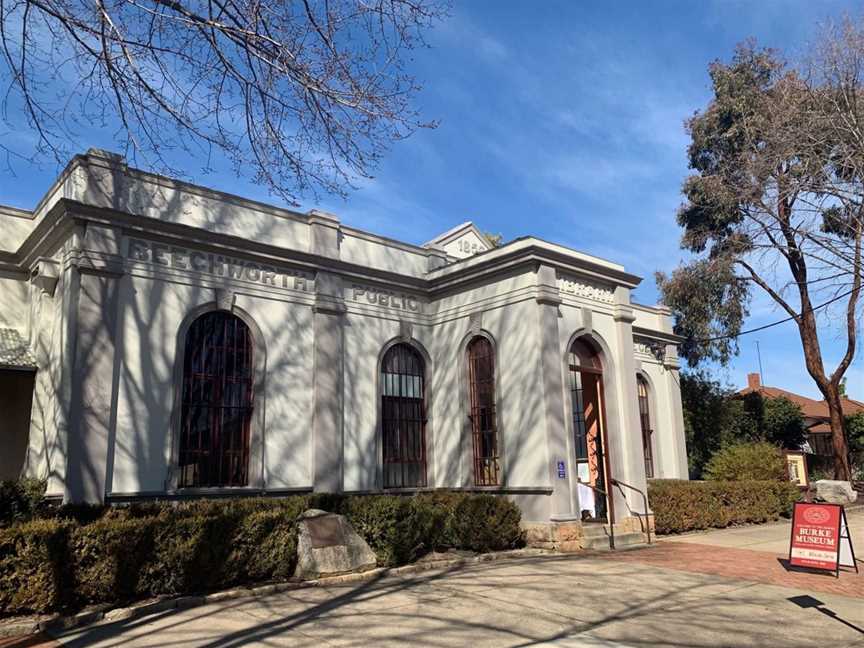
(0, 493), (523, 616)
(0, 519), (71, 614)
(0, 480), (46, 526)
(648, 479), (801, 535)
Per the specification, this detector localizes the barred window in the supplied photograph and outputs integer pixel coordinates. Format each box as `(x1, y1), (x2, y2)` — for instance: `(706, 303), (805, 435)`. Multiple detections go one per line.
(381, 344), (427, 488)
(467, 336), (499, 486)
(637, 375), (654, 478)
(178, 311), (254, 488)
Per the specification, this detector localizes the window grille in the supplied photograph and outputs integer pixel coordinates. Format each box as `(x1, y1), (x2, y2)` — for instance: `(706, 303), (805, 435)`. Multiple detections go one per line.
(381, 344), (427, 488)
(467, 337), (499, 486)
(178, 311), (254, 488)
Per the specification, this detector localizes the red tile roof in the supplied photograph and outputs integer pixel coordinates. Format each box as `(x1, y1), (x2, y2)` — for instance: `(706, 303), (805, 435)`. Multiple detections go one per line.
(738, 375), (864, 421)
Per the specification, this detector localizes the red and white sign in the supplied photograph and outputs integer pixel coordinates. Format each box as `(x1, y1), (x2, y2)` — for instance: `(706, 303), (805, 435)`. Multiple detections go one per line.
(789, 502), (841, 571)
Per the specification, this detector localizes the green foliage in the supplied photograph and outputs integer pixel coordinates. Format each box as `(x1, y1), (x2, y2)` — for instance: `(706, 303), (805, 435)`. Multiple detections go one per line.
(648, 479), (801, 535)
(0, 493), (523, 616)
(703, 442), (786, 481)
(71, 517), (156, 604)
(680, 372), (807, 478)
(447, 495), (523, 552)
(759, 396), (807, 448)
(0, 479), (46, 526)
(846, 412), (864, 478)
(680, 371), (742, 477)
(0, 519), (72, 615)
(846, 411), (864, 453)
(483, 232), (503, 248)
(655, 258), (749, 367)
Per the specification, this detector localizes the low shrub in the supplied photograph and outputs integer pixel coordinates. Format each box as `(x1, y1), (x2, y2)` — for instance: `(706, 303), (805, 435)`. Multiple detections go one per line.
(0, 519), (72, 615)
(0, 492), (523, 616)
(447, 495), (523, 552)
(0, 479), (46, 526)
(72, 516), (156, 605)
(648, 479), (801, 535)
(703, 442), (785, 481)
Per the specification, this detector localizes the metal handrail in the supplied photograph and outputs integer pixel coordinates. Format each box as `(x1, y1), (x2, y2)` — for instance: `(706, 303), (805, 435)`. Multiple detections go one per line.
(575, 478), (614, 550)
(610, 478), (652, 545)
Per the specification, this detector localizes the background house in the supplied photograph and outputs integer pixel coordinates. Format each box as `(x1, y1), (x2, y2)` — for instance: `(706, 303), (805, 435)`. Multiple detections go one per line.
(739, 373), (864, 460)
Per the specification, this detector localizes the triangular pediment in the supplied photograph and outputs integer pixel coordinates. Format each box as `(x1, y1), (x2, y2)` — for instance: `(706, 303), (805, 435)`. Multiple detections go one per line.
(424, 222), (494, 259)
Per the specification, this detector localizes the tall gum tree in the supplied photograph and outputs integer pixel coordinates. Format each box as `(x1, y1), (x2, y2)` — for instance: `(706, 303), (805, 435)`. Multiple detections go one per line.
(658, 21), (864, 480)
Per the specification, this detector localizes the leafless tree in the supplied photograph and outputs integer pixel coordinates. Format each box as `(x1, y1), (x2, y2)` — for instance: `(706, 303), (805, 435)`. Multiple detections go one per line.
(0, 0), (447, 203)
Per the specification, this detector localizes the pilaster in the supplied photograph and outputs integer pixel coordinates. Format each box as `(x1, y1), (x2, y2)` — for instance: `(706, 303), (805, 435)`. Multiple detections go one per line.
(64, 223), (123, 504)
(611, 286), (649, 513)
(536, 264), (576, 520)
(308, 209), (341, 258)
(311, 271), (346, 492)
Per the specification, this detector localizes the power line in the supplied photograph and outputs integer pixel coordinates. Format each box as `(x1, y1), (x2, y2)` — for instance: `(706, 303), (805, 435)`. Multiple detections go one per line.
(696, 285), (860, 343)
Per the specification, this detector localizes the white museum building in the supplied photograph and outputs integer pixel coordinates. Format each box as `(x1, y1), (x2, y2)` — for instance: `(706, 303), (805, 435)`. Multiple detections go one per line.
(0, 149), (688, 537)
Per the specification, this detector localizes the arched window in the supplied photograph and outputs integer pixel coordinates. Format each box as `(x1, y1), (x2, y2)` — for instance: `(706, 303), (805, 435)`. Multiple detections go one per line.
(178, 311), (254, 488)
(637, 375), (654, 478)
(568, 338), (607, 520)
(381, 343), (426, 488)
(466, 336), (499, 486)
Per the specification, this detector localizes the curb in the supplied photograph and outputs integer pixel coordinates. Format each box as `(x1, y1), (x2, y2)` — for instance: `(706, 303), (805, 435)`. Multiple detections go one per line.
(0, 548), (553, 640)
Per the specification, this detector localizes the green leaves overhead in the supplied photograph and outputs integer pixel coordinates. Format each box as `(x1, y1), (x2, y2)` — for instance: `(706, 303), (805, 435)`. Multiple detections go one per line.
(656, 257), (749, 366)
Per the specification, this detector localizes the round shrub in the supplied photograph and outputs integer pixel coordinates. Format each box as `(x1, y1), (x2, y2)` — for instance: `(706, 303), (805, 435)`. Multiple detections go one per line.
(703, 442), (785, 481)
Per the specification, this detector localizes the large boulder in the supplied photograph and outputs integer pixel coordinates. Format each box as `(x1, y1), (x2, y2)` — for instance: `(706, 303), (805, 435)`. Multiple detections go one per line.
(814, 480), (859, 505)
(294, 509), (377, 580)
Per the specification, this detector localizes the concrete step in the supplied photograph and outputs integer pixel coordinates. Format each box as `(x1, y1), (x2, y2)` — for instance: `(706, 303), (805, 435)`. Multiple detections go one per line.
(581, 524), (632, 539)
(582, 531), (645, 551)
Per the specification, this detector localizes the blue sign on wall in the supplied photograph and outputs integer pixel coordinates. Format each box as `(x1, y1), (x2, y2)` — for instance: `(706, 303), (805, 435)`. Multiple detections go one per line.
(557, 460), (566, 479)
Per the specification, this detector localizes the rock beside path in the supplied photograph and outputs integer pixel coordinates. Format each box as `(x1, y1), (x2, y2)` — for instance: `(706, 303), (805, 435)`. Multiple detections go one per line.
(294, 509), (377, 580)
(814, 480), (858, 505)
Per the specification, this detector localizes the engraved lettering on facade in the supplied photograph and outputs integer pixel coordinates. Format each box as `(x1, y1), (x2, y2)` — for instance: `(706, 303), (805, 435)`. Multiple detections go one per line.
(558, 275), (615, 304)
(351, 285), (421, 313)
(127, 238), (310, 291)
(634, 337), (665, 361)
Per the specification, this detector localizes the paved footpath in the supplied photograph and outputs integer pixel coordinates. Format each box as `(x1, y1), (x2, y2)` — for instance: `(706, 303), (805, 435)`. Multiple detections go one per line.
(2, 511), (861, 648)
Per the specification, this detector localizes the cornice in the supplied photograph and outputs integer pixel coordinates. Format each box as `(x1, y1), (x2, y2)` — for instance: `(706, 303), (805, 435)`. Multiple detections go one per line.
(427, 244), (641, 297)
(633, 326), (684, 345)
(55, 200), (432, 290)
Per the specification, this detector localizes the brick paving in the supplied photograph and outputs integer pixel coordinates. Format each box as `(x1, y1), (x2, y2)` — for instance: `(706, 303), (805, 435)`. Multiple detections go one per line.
(0, 634), (58, 648)
(603, 541), (863, 598)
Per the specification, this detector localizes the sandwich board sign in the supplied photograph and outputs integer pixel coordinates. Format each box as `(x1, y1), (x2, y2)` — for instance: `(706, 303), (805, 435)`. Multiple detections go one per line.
(789, 502), (858, 577)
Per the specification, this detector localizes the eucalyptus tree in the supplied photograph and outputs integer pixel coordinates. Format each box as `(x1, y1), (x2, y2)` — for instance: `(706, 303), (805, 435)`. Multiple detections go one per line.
(0, 0), (447, 203)
(658, 20), (864, 480)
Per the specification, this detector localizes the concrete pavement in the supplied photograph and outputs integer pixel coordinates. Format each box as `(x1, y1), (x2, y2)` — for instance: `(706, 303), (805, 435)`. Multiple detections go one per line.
(47, 552), (862, 648)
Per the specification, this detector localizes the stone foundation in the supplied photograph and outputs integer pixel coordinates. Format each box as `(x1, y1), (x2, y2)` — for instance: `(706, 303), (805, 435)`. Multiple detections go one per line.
(523, 514), (654, 552)
(618, 514), (655, 535)
(523, 521), (584, 552)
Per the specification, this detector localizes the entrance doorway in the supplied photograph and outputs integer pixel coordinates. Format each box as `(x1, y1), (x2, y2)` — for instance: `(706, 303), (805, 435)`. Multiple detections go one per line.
(0, 368), (36, 479)
(568, 339), (610, 522)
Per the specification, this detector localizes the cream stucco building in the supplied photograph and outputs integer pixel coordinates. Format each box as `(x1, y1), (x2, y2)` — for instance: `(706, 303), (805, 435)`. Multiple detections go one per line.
(0, 149), (687, 538)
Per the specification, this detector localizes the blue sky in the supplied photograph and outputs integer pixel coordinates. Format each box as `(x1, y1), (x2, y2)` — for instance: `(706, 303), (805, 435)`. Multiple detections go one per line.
(1, 1), (861, 399)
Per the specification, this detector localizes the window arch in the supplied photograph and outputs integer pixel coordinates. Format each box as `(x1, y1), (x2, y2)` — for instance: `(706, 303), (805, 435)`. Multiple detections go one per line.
(466, 336), (499, 486)
(381, 343), (427, 488)
(178, 311), (254, 488)
(637, 374), (654, 478)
